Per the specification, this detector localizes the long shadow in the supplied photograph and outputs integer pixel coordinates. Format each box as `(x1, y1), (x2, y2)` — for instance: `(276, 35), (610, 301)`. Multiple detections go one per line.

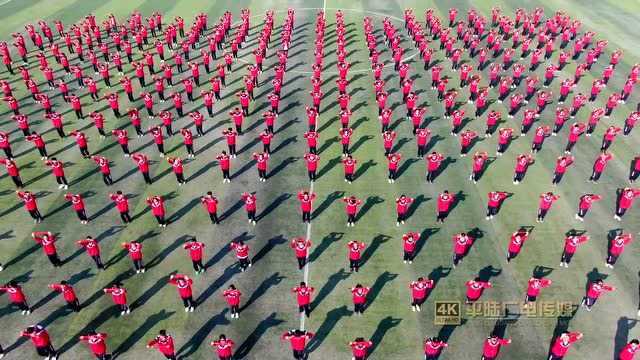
(32, 268), (94, 311)
(239, 272), (286, 312)
(448, 191), (466, 215)
(437, 319), (469, 346)
(425, 134), (445, 153)
(167, 197), (201, 223)
(231, 159), (256, 179)
(614, 317), (638, 359)
(234, 312), (285, 359)
(478, 265), (503, 282)
(311, 268), (351, 310)
(585, 267), (609, 295)
(312, 191), (345, 219)
(368, 316), (402, 356)
(354, 160), (376, 181)
(414, 228), (440, 260)
(196, 265), (241, 304)
(186, 160), (217, 182)
(365, 271), (399, 311)
(219, 199), (244, 221)
(176, 309), (230, 358)
(350, 135), (374, 154)
(69, 167), (101, 186)
(308, 306), (352, 352)
(252, 235), (287, 265)
(308, 232), (345, 262)
(3, 243), (40, 269)
(406, 194), (430, 219)
(433, 157), (457, 181)
(257, 193), (291, 221)
(104, 230), (160, 269)
(317, 137), (339, 155)
(548, 304), (579, 356)
(397, 158), (419, 178)
(268, 156), (298, 178)
(146, 235), (189, 269)
(111, 310), (176, 359)
(131, 274), (172, 310)
(392, 137), (412, 153)
(272, 136), (297, 154)
(113, 166), (139, 184)
(355, 196), (384, 222)
(360, 234), (391, 266)
(316, 156), (342, 179)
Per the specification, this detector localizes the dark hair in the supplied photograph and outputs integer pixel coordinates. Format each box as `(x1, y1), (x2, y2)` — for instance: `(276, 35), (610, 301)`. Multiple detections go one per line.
(632, 339), (640, 345)
(159, 329), (167, 336)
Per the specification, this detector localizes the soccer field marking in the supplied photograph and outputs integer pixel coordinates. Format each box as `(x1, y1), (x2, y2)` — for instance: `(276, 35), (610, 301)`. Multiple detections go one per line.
(0, 0), (12, 5)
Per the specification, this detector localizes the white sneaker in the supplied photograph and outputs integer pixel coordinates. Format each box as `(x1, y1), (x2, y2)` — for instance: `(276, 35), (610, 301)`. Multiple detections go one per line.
(121, 311), (125, 316)
(185, 307), (189, 312)
(126, 309), (131, 314)
(411, 306), (416, 312)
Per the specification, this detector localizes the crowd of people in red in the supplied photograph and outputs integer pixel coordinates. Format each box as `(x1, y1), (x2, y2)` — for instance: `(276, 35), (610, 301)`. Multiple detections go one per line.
(0, 3), (639, 360)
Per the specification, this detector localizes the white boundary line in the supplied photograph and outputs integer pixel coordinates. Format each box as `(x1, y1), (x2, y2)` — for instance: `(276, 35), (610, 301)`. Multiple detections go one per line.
(299, 1), (325, 331)
(0, 0), (12, 6)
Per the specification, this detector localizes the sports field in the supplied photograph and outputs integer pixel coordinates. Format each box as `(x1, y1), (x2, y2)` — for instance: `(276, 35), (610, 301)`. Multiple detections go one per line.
(0, 0), (639, 359)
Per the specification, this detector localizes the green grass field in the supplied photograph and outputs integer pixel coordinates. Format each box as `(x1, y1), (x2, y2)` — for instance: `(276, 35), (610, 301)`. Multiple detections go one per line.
(0, 0), (640, 359)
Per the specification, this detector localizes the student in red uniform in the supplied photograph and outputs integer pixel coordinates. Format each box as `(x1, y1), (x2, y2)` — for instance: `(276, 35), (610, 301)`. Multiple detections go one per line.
(223, 284), (242, 319)
(103, 283), (130, 315)
(32, 231), (62, 267)
(425, 151), (444, 183)
(459, 130), (477, 156)
(91, 155), (112, 185)
(166, 157), (186, 185)
(297, 190), (316, 223)
(253, 152), (269, 182)
(182, 237), (205, 273)
(410, 277), (434, 312)
(122, 240), (145, 274)
(552, 155), (574, 185)
(486, 191), (510, 219)
(582, 278), (615, 311)
(290, 237), (311, 270)
(77, 236), (104, 270)
(349, 337), (373, 360)
(590, 151), (613, 183)
(147, 330), (176, 360)
(607, 232), (633, 269)
(537, 192), (560, 223)
(280, 330), (313, 360)
(576, 194), (602, 221)
(20, 325), (57, 359)
(132, 153), (152, 184)
(347, 240), (365, 272)
(436, 190), (455, 223)
(109, 191), (131, 223)
(241, 192), (257, 224)
(550, 331), (583, 359)
(25, 131), (48, 160)
(560, 233), (589, 268)
(342, 155), (356, 183)
(452, 232), (475, 267)
(79, 331), (108, 360)
(64, 193), (88, 224)
(615, 187), (640, 220)
(342, 196), (362, 226)
(49, 281), (80, 312)
(44, 158), (69, 189)
(216, 151), (231, 183)
(211, 334), (235, 360)
(481, 334), (511, 360)
(402, 231), (420, 264)
(169, 274), (195, 312)
(395, 194), (414, 226)
(350, 284), (370, 316)
(424, 337), (448, 359)
(292, 282), (314, 317)
(230, 239), (251, 271)
(146, 195), (167, 227)
(200, 192), (219, 224)
(0, 280), (31, 314)
(303, 153), (319, 181)
(525, 276), (552, 305)
(619, 339), (640, 360)
(506, 228), (530, 263)
(17, 190), (43, 222)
